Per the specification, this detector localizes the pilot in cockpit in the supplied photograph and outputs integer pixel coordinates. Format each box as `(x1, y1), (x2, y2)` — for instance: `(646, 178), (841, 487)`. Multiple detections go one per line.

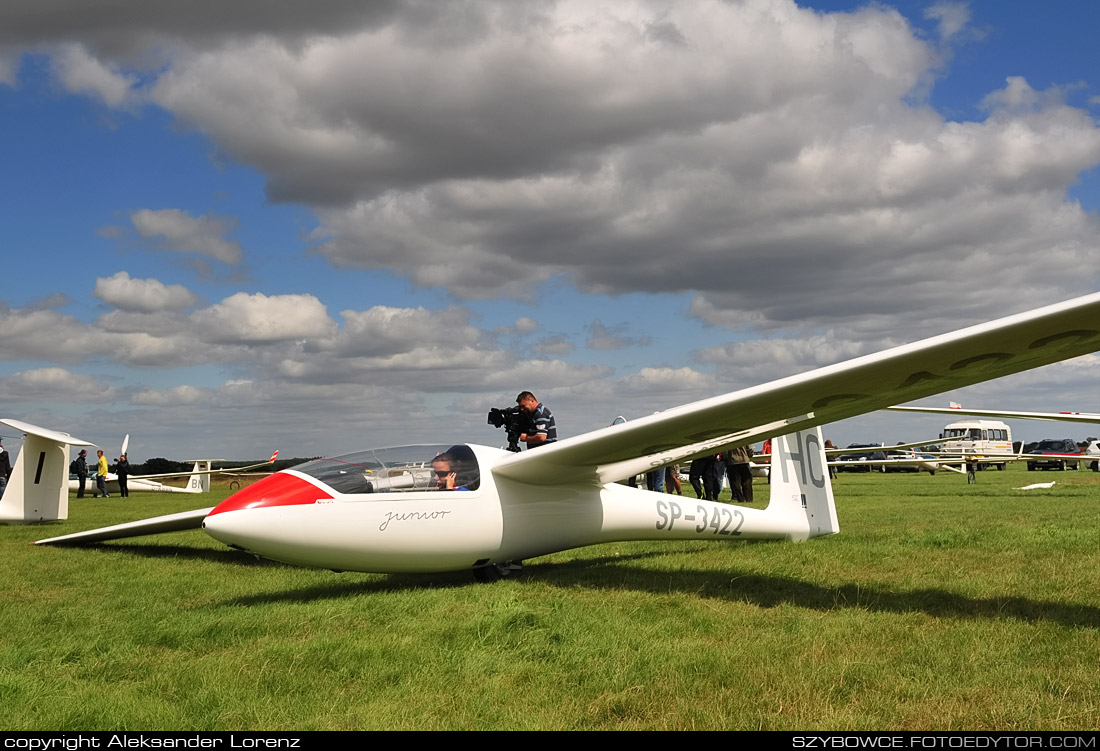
(431, 446), (479, 491)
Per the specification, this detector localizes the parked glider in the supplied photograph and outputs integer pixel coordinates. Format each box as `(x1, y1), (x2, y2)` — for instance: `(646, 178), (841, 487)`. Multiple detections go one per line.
(32, 293), (1100, 580)
(745, 437), (944, 475)
(888, 404), (1100, 424)
(67, 452), (281, 496)
(886, 403), (1099, 478)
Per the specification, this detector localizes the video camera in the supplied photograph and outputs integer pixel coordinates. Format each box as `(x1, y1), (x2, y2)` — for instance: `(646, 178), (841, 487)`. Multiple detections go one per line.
(487, 405), (534, 453)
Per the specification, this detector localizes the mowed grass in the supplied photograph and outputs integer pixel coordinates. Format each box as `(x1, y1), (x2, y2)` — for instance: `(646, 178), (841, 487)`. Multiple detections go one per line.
(1, 465), (1097, 730)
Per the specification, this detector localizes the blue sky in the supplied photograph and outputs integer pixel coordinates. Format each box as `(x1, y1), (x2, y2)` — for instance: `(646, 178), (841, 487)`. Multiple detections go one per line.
(1, 0), (1097, 462)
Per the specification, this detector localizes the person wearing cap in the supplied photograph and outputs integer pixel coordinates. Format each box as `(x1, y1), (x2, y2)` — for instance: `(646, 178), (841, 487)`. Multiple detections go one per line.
(116, 453), (130, 498)
(515, 391), (557, 450)
(75, 449), (89, 498)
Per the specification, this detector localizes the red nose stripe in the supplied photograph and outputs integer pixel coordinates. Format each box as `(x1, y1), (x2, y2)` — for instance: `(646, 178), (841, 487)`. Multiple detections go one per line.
(208, 472), (332, 517)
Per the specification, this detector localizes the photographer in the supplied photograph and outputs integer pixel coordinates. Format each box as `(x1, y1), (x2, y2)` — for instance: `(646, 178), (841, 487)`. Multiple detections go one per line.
(516, 391), (557, 449)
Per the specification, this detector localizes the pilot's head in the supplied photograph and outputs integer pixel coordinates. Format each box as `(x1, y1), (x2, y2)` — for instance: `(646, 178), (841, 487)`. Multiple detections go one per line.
(432, 453), (456, 490)
(516, 391), (538, 413)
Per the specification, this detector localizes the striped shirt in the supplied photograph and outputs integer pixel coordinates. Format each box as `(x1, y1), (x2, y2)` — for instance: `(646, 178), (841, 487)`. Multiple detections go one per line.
(527, 403), (557, 447)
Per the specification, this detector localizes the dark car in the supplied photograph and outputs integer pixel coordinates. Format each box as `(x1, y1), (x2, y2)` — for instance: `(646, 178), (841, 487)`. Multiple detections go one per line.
(1026, 439), (1081, 471)
(837, 444), (887, 472)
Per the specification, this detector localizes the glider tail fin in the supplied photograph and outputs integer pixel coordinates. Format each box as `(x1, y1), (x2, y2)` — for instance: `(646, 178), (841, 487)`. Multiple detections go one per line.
(186, 461), (212, 493)
(766, 428), (839, 540)
(0, 431), (71, 523)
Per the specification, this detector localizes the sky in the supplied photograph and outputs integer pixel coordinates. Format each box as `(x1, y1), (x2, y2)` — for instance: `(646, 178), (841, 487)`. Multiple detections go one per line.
(0, 0), (1098, 463)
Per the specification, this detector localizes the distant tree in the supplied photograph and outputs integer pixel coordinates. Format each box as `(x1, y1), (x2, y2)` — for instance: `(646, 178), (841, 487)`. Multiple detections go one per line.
(133, 457), (188, 475)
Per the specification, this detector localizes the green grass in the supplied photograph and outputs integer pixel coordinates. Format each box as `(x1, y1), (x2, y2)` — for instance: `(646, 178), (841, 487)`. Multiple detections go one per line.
(1, 465), (1097, 730)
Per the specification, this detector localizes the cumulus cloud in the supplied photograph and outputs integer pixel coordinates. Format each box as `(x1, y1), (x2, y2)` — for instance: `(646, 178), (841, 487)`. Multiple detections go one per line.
(131, 384), (207, 406)
(51, 43), (136, 107)
(5, 1), (1096, 334)
(0, 307), (103, 364)
(586, 320), (649, 351)
(925, 2), (970, 43)
(28, 293), (74, 310)
(330, 305), (484, 357)
(94, 271), (199, 312)
(131, 209), (243, 265)
(532, 336), (573, 356)
(0, 367), (117, 403)
(513, 317), (538, 334)
(191, 291), (336, 343)
(696, 332), (876, 387)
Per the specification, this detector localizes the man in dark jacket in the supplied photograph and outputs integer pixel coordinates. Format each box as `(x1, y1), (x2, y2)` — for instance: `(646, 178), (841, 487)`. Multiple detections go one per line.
(116, 453), (130, 498)
(0, 441), (10, 497)
(74, 449), (89, 498)
(725, 445), (754, 503)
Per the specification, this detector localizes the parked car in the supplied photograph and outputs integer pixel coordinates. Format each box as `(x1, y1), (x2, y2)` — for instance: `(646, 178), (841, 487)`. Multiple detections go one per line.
(837, 444), (887, 472)
(1026, 439), (1081, 471)
(1083, 440), (1100, 472)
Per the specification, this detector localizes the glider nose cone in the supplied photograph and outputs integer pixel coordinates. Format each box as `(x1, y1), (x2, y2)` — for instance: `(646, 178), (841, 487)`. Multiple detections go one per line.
(207, 471), (331, 516)
(203, 471), (332, 549)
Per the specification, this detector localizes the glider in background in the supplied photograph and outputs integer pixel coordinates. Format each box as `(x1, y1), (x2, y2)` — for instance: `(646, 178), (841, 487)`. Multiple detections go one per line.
(887, 402), (1099, 477)
(888, 403), (1100, 424)
(30, 293), (1100, 580)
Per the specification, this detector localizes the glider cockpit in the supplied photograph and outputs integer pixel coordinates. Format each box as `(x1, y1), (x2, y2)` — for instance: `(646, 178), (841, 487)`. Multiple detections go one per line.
(290, 444), (482, 494)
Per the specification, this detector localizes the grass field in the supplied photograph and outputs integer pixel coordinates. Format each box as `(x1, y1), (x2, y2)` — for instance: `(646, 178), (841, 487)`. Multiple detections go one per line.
(1, 464), (1097, 730)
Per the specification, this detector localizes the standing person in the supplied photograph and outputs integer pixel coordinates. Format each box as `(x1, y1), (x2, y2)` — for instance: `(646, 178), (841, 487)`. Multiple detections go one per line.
(0, 441), (9, 496)
(825, 439), (839, 479)
(74, 449), (89, 498)
(515, 391), (557, 450)
(725, 444), (754, 503)
(95, 449), (110, 497)
(116, 453), (130, 498)
(688, 457), (707, 498)
(664, 464), (683, 495)
(702, 454), (722, 501)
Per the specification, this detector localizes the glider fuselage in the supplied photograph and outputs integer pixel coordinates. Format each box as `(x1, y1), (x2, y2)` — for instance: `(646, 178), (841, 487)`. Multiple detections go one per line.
(200, 440), (833, 574)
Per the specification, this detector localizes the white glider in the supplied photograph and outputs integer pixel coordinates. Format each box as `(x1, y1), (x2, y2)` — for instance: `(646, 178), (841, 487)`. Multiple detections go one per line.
(30, 292), (1100, 580)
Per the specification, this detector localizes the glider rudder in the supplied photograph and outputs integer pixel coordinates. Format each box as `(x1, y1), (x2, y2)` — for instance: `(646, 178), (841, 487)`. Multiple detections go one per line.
(767, 428), (839, 541)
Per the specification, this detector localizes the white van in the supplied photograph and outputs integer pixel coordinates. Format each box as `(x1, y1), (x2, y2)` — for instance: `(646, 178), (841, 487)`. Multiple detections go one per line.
(941, 419), (1013, 470)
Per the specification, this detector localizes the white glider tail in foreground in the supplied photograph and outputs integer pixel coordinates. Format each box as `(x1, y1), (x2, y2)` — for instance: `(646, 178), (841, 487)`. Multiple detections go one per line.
(0, 420), (278, 523)
(34, 293), (1100, 580)
(0, 420), (96, 523)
